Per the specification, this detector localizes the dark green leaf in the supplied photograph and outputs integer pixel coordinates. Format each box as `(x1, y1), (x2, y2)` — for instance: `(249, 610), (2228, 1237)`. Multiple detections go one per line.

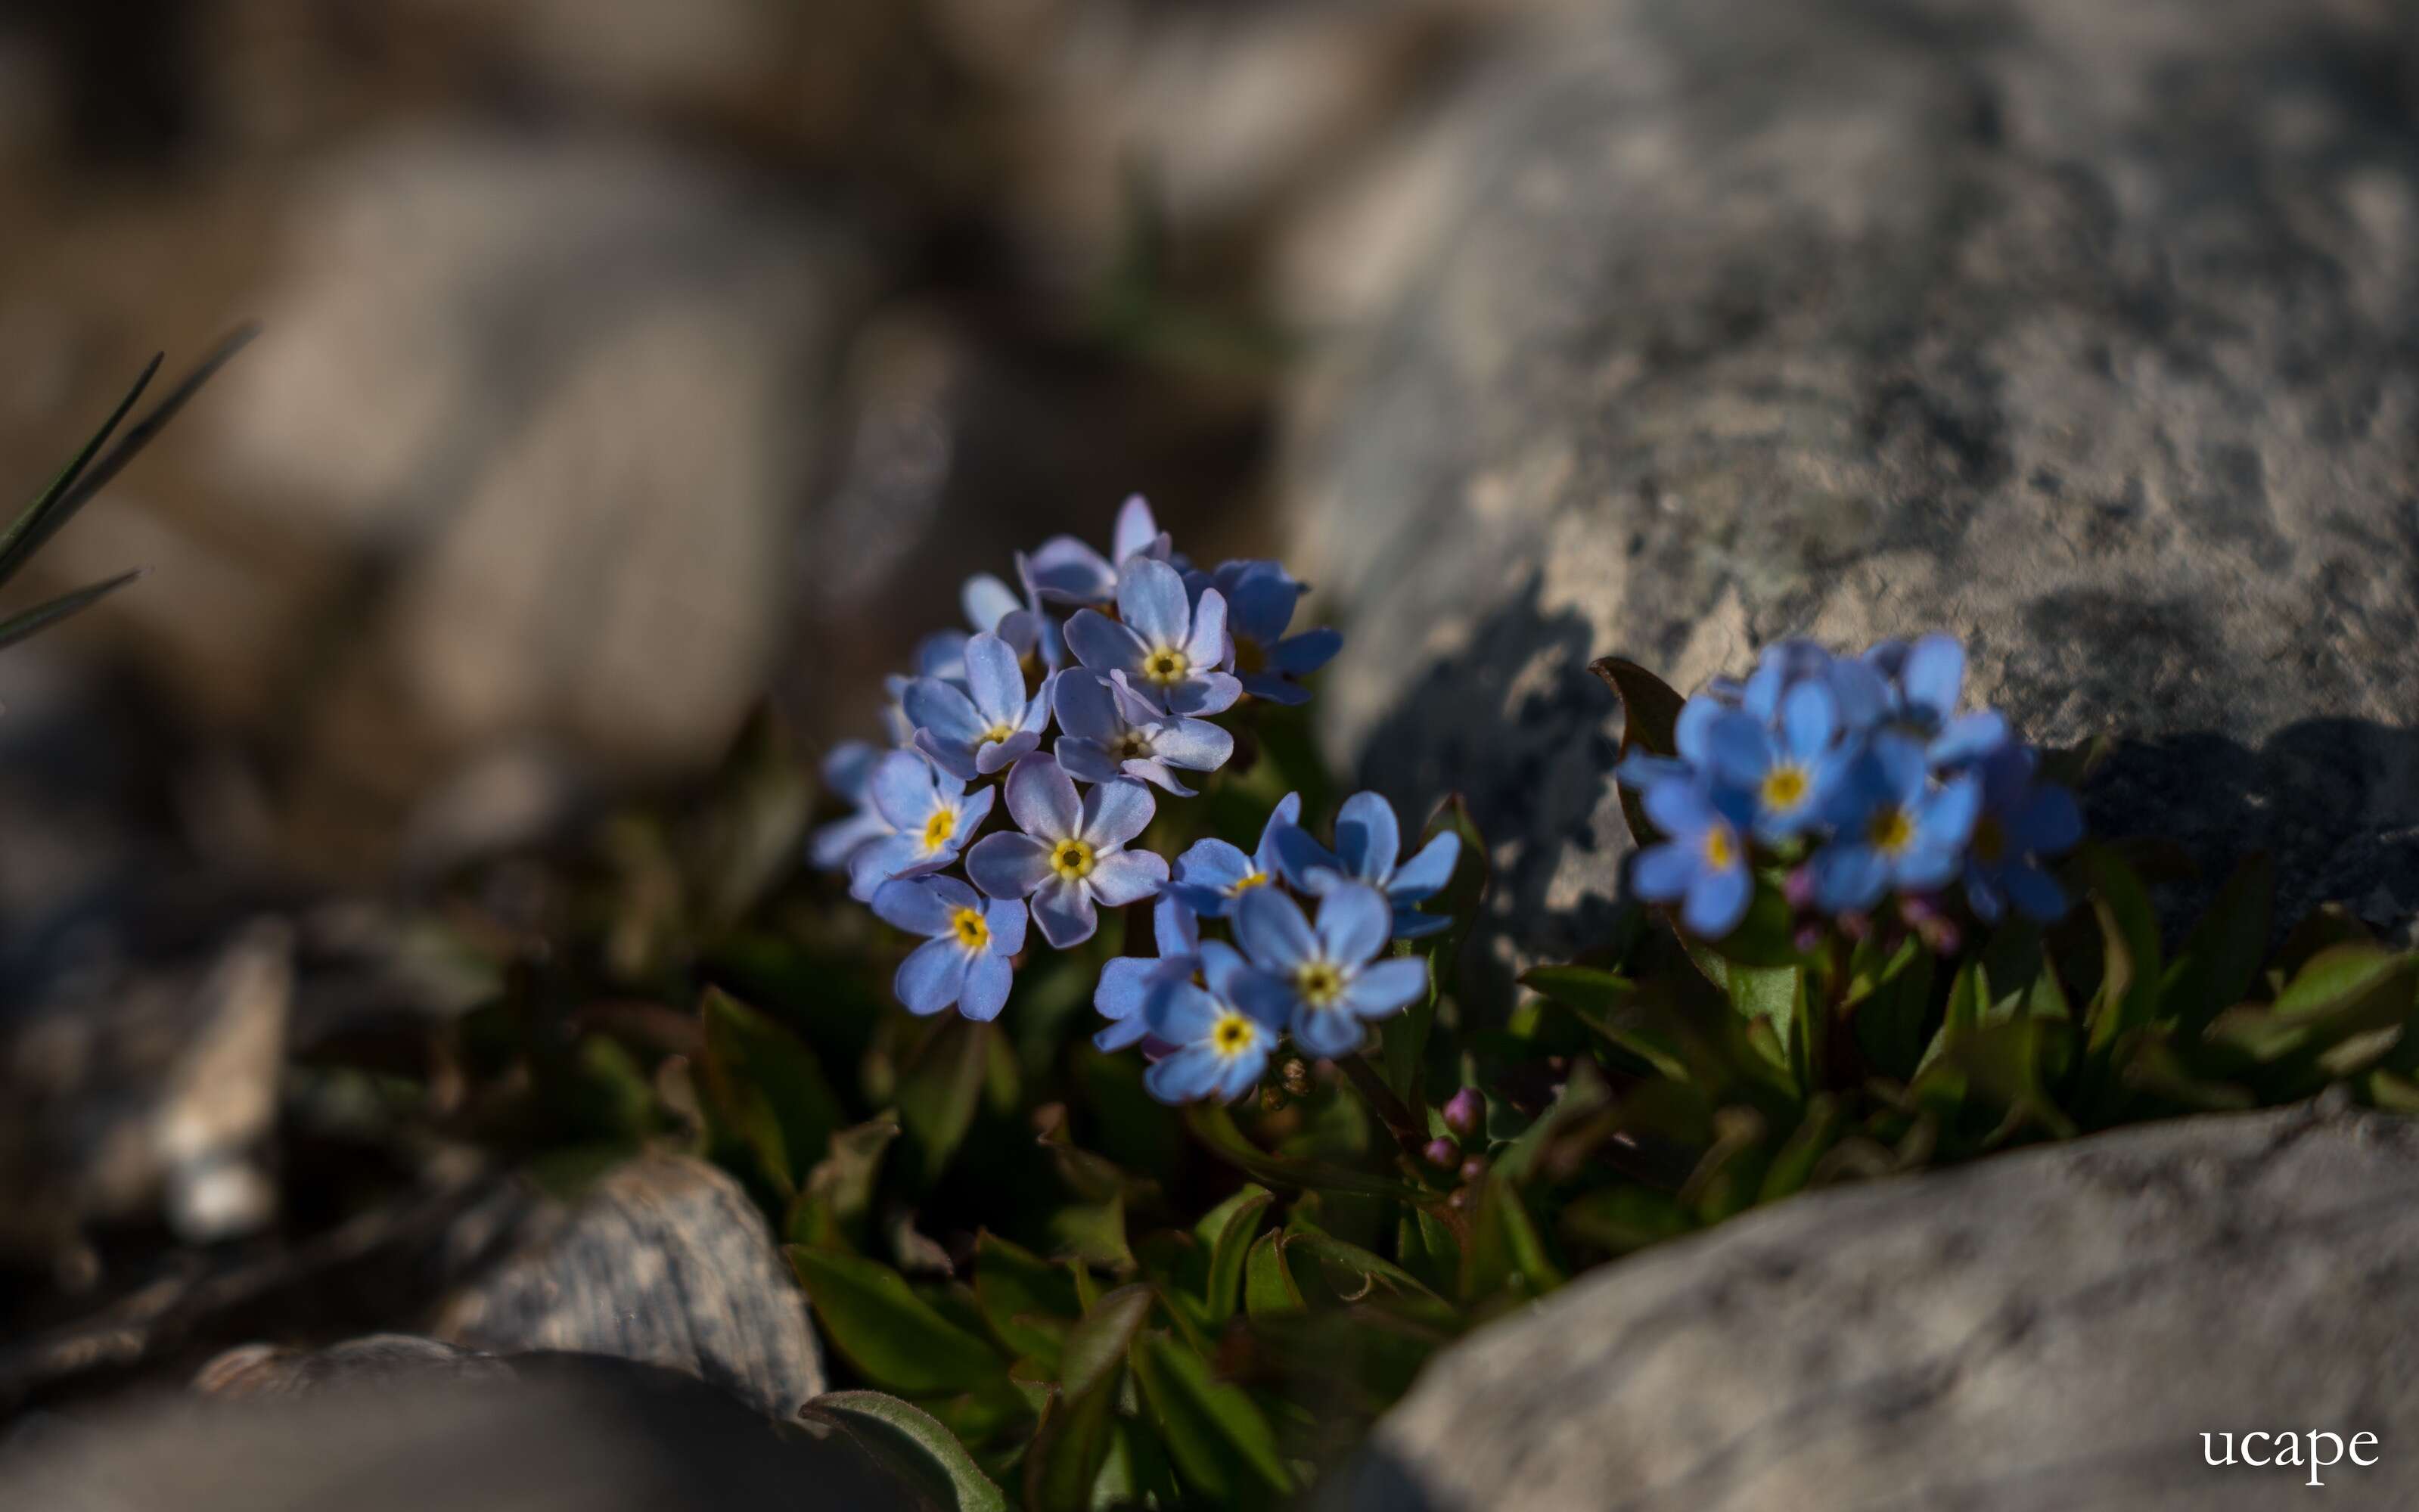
(1589, 656), (1685, 848)
(2160, 852), (2274, 1038)
(787, 1246), (1006, 1396)
(788, 1117), (899, 1251)
(1129, 1333), (1293, 1501)
(1519, 965), (1687, 1079)
(1183, 1104), (1430, 1203)
(0, 569), (144, 654)
(1559, 1185), (1694, 1256)
(1241, 1231), (1305, 1320)
(973, 1231), (1082, 1371)
(1192, 1184), (1273, 1329)
(1286, 1231), (1446, 1306)
(700, 986), (840, 1197)
(2084, 846), (2162, 1049)
(900, 1018), (993, 1188)
(803, 1390), (1009, 1512)
(1023, 1286), (1155, 1512)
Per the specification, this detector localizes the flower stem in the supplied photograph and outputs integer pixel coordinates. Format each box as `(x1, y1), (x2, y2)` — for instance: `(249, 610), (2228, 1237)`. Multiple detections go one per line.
(1339, 1051), (1430, 1163)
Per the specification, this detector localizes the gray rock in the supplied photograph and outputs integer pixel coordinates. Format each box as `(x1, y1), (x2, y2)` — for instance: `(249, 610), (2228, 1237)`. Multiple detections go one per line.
(435, 1153), (824, 1420)
(1339, 1101), (2419, 1510)
(0, 1354), (911, 1512)
(1284, 0), (2419, 989)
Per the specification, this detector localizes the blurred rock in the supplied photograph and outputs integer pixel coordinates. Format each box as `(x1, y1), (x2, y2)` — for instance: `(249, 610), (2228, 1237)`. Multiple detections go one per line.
(214, 127), (861, 799)
(193, 1333), (510, 1399)
(435, 1153), (824, 1420)
(1286, 0), (2419, 988)
(1337, 1102), (2419, 1510)
(0, 1352), (911, 1512)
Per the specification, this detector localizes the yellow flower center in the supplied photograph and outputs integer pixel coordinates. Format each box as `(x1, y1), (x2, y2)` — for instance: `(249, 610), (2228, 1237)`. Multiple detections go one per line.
(1868, 806), (1915, 855)
(1701, 824), (1736, 869)
(1142, 647), (1191, 685)
(1111, 730), (1154, 760)
(1211, 1013), (1259, 1057)
(1760, 765), (1809, 812)
(1293, 960), (1346, 1007)
(1231, 870), (1271, 896)
(980, 722), (1016, 745)
(921, 807), (958, 852)
(949, 907), (989, 951)
(1051, 837), (1097, 880)
(1971, 815), (2006, 865)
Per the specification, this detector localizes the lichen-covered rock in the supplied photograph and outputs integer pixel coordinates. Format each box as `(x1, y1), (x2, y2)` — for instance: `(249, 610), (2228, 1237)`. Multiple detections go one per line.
(435, 1153), (824, 1419)
(1337, 1101), (2419, 1510)
(1285, 0), (2419, 989)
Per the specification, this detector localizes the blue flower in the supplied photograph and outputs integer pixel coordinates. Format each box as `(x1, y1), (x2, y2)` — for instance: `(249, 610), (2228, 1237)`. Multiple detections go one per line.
(872, 874), (1028, 1021)
(1272, 791), (1461, 939)
(1629, 779), (1756, 937)
(1228, 883), (1428, 1058)
(906, 632), (1053, 781)
(965, 557), (1063, 672)
(1862, 633), (2006, 766)
(1703, 679), (1845, 841)
(1612, 691), (1728, 790)
(1053, 670), (1234, 796)
(1962, 742), (2084, 922)
(1168, 793), (1300, 917)
(1093, 893), (1226, 1052)
(1809, 732), (1982, 913)
(1189, 560), (1339, 706)
(1025, 494), (1173, 607)
(878, 632), (969, 746)
(1742, 638), (1894, 734)
(1141, 950), (1289, 1105)
(809, 740), (890, 871)
(965, 754), (1169, 948)
(845, 751), (996, 902)
(1064, 557), (1240, 717)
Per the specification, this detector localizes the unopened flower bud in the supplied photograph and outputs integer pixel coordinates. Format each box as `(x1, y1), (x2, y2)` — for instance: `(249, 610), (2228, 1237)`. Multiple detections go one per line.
(1784, 865), (1816, 911)
(1792, 923), (1827, 955)
(1422, 1138), (1459, 1169)
(1458, 1156), (1487, 1186)
(1898, 892), (1938, 924)
(1442, 1087), (1484, 1138)
(1918, 916), (1962, 955)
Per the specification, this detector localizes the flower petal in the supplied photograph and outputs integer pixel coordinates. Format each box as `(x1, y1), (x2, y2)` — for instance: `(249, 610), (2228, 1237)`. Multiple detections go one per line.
(1313, 883), (1391, 966)
(1393, 908), (1452, 940)
(957, 953), (1014, 1021)
(1811, 842), (1891, 913)
(1027, 536), (1117, 604)
(962, 573), (1023, 634)
(1631, 841), (1697, 902)
(1928, 709), (2008, 768)
(966, 832), (1053, 899)
(1643, 778), (1716, 838)
(809, 810), (890, 870)
(1675, 694), (1725, 765)
(1146, 980), (1223, 1044)
(1683, 864), (1753, 937)
(1198, 939), (1247, 999)
(1031, 876), (1100, 948)
(849, 835), (930, 902)
(2017, 784), (2084, 854)
(1389, 832), (1461, 902)
(1239, 672), (1312, 704)
(1164, 672), (1241, 717)
(1055, 737), (1126, 785)
(963, 633), (1029, 725)
(872, 876), (954, 936)
(1172, 838), (1251, 890)
(821, 740), (880, 802)
(1086, 848), (1169, 908)
(975, 730), (1040, 775)
(1144, 1045), (1224, 1104)
(984, 896), (1027, 955)
(1111, 494), (1160, 563)
(1343, 957), (1427, 1019)
(1229, 967), (1300, 1028)
(1081, 776), (1157, 848)
(1781, 678), (1837, 759)
(912, 728), (980, 783)
(1254, 794), (1303, 874)
(1234, 886), (1318, 972)
(1213, 1048), (1269, 1104)
(903, 678), (986, 744)
(1066, 609), (1149, 679)
(1005, 753), (1082, 840)
(1704, 709), (1775, 789)
(895, 937), (970, 1016)
(1267, 627), (1340, 676)
(1053, 670), (1121, 741)
(1118, 558), (1192, 653)
(868, 750), (941, 830)
(1270, 824), (1340, 892)
(950, 784), (995, 848)
(1095, 956), (1155, 1023)
(2006, 864), (2070, 921)
(1152, 893), (1199, 955)
(1901, 633), (1965, 724)
(1292, 1003), (1365, 1059)
(1095, 1015), (1154, 1052)
(1149, 716), (1233, 772)
(1183, 587), (1230, 671)
(1333, 792), (1401, 885)
(1123, 759), (1196, 796)
(1825, 657), (1893, 731)
(1918, 774), (1983, 849)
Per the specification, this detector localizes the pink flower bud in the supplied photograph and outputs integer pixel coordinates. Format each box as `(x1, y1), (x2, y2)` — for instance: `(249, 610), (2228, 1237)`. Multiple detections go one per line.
(1423, 1138), (1459, 1169)
(1442, 1087), (1484, 1137)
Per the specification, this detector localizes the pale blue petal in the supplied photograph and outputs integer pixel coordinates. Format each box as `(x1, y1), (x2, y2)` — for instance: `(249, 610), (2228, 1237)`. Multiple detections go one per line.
(1781, 678), (1837, 759)
(1213, 1048), (1269, 1103)
(1675, 694), (1725, 765)
(976, 730), (1039, 775)
(1223, 567), (1296, 644)
(1315, 883), (1391, 967)
(1005, 753), (1081, 840)
(1928, 709), (2008, 768)
(1389, 833), (1461, 901)
(962, 573), (1022, 634)
(2007, 865), (2070, 921)
(1173, 838), (1251, 890)
(1704, 710), (1774, 789)
(1065, 609), (1148, 679)
(1254, 794), (1303, 874)
(1631, 842), (1697, 902)
(1812, 843), (1891, 913)
(1080, 777), (1156, 848)
(1031, 876), (1099, 948)
(1268, 628), (1339, 675)
(967, 832), (1052, 899)
(1164, 672), (1241, 717)
(1111, 494), (1160, 563)
(1270, 825), (1339, 892)
(849, 835), (928, 902)
(1333, 793), (1401, 884)
(1145, 1045), (1224, 1104)
(1919, 775), (1983, 849)
(1123, 759), (1196, 796)
(1230, 967), (1301, 1027)
(1152, 716), (1232, 772)
(822, 740), (880, 802)
(1095, 957), (1155, 1023)
(904, 678), (986, 744)
(1056, 737), (1126, 785)
(896, 937), (970, 1015)
(810, 810), (890, 870)
(2018, 784), (2084, 853)
(962, 633), (1028, 725)
(868, 750), (941, 830)
(1643, 778), (1716, 837)
(1028, 536), (1117, 604)
(1683, 865), (1753, 937)
(958, 953), (1014, 1021)
(1146, 980), (1222, 1043)
(1234, 887), (1318, 972)
(1393, 908), (1452, 939)
(984, 896), (1027, 955)
(1183, 588), (1230, 671)
(1901, 634), (1964, 724)
(1087, 849), (1168, 908)
(1344, 958), (1427, 1019)
(1199, 940), (1247, 1000)
(1239, 673), (1312, 704)
(1292, 1003), (1365, 1059)
(912, 728), (980, 783)
(1118, 558), (1191, 653)
(1052, 669), (1121, 741)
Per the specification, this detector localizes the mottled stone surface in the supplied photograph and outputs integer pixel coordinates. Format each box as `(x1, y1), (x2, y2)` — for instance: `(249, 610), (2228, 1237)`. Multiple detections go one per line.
(0, 1354), (907, 1512)
(435, 1153), (824, 1419)
(1285, 0), (2419, 989)
(1339, 1102), (2419, 1511)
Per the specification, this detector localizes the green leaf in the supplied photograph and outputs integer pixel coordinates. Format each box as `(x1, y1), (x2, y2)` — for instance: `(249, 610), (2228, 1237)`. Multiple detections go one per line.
(2159, 851), (2274, 1038)
(1464, 1175), (1564, 1302)
(787, 1246), (1007, 1396)
(973, 1231), (1082, 1372)
(700, 986), (840, 1198)
(2273, 945), (2408, 1017)
(1519, 965), (1687, 1079)
(803, 1390), (1009, 1512)
(1757, 1093), (1843, 1203)
(0, 569), (144, 654)
(1560, 1185), (1694, 1256)
(789, 1116), (900, 1250)
(1129, 1333), (1293, 1501)
(1192, 1185), (1273, 1329)
(900, 1018), (994, 1188)
(1183, 1104), (1431, 1203)
(1241, 1231), (1305, 1320)
(1588, 656), (1685, 848)
(2084, 846), (2163, 1050)
(1687, 939), (1804, 1067)
(1023, 1286), (1155, 1512)
(1849, 937), (1936, 1082)
(1287, 1231), (1446, 1306)
(1693, 880), (1806, 971)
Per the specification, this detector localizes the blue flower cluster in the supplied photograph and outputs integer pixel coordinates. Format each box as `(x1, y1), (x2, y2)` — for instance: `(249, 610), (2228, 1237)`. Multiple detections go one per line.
(810, 495), (1452, 1104)
(1614, 634), (2082, 942)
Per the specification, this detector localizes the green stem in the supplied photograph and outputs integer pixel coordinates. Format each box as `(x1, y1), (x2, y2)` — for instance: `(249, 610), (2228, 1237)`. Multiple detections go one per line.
(1340, 1051), (1430, 1163)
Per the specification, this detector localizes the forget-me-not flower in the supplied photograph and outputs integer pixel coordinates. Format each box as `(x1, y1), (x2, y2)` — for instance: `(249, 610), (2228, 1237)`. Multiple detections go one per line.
(1703, 679), (1844, 842)
(873, 874), (1028, 1021)
(1141, 952), (1288, 1105)
(809, 740), (890, 871)
(1026, 494), (1173, 607)
(906, 632), (1052, 781)
(1095, 893), (1241, 1054)
(1272, 791), (1461, 939)
(1228, 883), (1427, 1059)
(1053, 670), (1234, 796)
(1064, 557), (1239, 717)
(1167, 793), (1300, 917)
(966, 754), (1169, 948)
(1865, 633), (2006, 766)
(1613, 691), (1731, 791)
(1188, 560), (1339, 706)
(1630, 778), (1756, 936)
(1810, 731), (1982, 913)
(846, 751), (995, 902)
(1961, 741), (2083, 923)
